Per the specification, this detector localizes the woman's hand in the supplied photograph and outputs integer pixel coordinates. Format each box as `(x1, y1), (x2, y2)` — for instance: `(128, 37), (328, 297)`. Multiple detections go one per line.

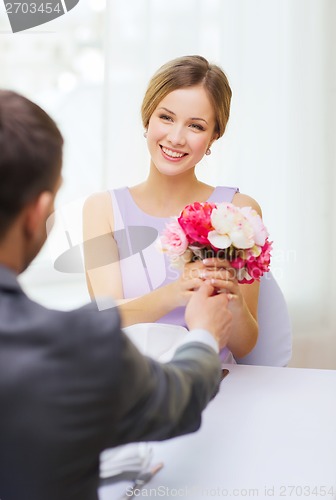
(200, 258), (244, 312)
(168, 260), (206, 307)
(170, 257), (244, 308)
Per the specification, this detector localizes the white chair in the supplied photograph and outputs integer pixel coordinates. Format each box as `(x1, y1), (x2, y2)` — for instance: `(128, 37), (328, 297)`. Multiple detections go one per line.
(237, 272), (292, 366)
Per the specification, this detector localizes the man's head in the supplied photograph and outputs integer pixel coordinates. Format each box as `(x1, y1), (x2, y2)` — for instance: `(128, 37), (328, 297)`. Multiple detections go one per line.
(0, 90), (63, 271)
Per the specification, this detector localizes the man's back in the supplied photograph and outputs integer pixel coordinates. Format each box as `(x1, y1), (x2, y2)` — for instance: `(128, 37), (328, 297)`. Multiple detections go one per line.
(0, 265), (125, 500)
(0, 265), (222, 500)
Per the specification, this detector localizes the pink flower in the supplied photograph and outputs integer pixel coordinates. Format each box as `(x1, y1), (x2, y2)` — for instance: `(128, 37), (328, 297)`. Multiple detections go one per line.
(255, 239), (272, 271)
(244, 240), (273, 283)
(178, 202), (216, 245)
(240, 206), (268, 246)
(160, 219), (189, 256)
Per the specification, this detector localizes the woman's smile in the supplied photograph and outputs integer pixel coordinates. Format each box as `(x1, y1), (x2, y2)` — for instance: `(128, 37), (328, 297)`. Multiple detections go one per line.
(160, 145), (188, 160)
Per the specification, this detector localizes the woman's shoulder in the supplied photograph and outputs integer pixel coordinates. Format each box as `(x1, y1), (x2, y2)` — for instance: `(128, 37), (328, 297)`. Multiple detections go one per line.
(231, 192), (262, 217)
(83, 190), (111, 210)
(83, 191), (114, 233)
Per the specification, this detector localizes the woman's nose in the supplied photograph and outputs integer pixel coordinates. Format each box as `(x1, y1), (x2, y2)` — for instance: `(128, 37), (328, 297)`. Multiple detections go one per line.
(167, 125), (186, 146)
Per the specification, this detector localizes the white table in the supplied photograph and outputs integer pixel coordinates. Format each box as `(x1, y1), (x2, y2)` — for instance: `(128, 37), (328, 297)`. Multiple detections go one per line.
(99, 364), (336, 499)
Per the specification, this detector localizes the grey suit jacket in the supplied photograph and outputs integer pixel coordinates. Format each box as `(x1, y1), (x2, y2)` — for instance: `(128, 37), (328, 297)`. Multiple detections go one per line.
(0, 265), (221, 500)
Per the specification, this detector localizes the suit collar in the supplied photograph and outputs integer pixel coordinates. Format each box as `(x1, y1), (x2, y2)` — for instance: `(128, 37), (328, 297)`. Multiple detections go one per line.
(0, 264), (21, 292)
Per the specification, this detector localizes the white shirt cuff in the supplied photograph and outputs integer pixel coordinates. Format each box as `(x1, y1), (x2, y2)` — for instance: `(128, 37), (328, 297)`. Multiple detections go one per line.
(178, 328), (219, 354)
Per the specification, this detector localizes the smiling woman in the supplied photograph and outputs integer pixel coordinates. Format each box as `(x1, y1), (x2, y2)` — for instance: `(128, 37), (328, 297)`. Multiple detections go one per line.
(145, 86), (216, 179)
(102, 0), (336, 370)
(83, 55), (263, 363)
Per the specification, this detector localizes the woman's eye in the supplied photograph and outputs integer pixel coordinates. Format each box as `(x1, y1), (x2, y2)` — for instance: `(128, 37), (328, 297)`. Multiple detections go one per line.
(160, 114), (173, 121)
(190, 123), (205, 131)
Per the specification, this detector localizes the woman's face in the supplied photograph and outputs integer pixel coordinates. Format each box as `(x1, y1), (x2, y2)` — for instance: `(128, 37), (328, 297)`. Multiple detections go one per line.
(146, 85), (217, 177)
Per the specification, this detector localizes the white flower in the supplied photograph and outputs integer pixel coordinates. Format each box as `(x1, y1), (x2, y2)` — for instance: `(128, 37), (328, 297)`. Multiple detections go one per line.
(208, 203), (254, 249)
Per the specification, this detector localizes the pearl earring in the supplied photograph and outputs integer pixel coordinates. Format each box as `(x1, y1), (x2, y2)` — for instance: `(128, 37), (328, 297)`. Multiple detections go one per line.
(143, 130), (147, 138)
(205, 148), (211, 156)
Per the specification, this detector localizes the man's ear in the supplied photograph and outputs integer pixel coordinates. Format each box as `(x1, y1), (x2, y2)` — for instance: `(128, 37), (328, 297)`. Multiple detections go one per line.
(24, 191), (54, 239)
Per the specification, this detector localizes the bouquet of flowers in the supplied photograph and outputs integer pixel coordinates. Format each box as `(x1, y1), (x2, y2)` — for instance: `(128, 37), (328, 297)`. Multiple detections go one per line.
(159, 201), (272, 284)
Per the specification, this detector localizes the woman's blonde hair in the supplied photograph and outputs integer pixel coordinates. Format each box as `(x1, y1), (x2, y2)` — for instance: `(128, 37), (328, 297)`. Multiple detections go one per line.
(141, 55), (232, 138)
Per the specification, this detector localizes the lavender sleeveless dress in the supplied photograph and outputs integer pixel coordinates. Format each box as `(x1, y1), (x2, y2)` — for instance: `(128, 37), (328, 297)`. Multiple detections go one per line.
(109, 186), (238, 363)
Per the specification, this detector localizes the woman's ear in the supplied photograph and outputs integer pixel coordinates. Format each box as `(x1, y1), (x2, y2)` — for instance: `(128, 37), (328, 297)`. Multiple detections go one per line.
(210, 134), (219, 148)
(206, 135), (218, 152)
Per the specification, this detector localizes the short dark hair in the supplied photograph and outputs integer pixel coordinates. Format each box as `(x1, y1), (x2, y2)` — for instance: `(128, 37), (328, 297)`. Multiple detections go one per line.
(0, 90), (63, 238)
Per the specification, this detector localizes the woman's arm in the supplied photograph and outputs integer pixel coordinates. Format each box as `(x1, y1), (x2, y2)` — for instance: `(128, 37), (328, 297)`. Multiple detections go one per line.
(200, 192), (262, 358)
(82, 192), (203, 327)
(230, 192), (261, 357)
(83, 192), (124, 300)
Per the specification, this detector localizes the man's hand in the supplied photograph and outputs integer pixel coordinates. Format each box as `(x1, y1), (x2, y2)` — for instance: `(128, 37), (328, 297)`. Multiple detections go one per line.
(185, 283), (232, 350)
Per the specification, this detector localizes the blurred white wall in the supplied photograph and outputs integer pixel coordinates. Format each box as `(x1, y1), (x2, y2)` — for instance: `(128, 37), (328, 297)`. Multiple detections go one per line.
(0, 0), (105, 309)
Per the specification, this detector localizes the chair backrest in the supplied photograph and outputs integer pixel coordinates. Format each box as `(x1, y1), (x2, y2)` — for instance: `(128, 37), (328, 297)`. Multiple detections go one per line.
(237, 272), (292, 366)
